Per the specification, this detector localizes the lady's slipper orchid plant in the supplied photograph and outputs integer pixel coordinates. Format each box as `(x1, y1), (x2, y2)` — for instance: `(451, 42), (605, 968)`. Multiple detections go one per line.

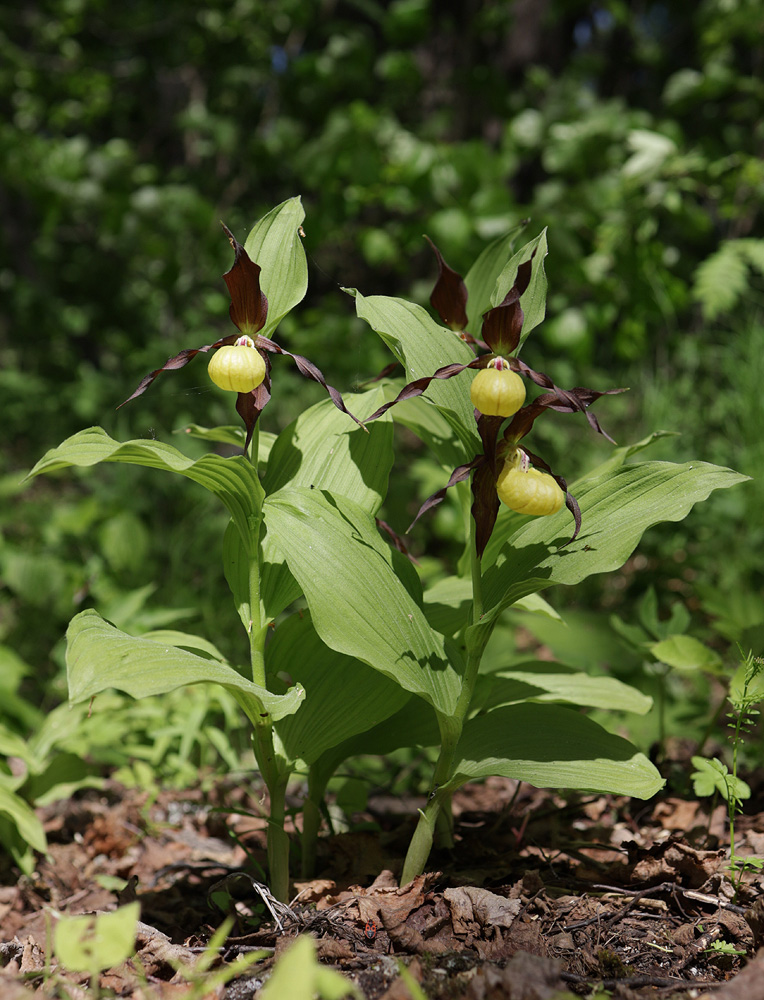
(120, 225), (362, 447)
(365, 240), (625, 555)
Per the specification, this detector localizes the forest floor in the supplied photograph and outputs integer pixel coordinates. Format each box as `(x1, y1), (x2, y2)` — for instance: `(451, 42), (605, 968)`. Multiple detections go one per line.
(2, 758), (764, 1000)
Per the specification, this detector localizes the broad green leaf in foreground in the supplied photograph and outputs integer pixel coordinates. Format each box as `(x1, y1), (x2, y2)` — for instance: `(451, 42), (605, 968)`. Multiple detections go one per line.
(347, 288), (480, 457)
(263, 387), (394, 513)
(54, 903), (140, 974)
(649, 635), (724, 673)
(0, 781), (48, 857)
(463, 226), (527, 338)
(66, 610), (304, 726)
(310, 696), (442, 793)
(490, 229), (548, 352)
(265, 487), (462, 715)
(243, 196), (308, 338)
(443, 704), (663, 798)
(384, 393), (468, 473)
(475, 462), (748, 641)
(423, 575), (560, 636)
(472, 661), (653, 715)
(27, 427), (265, 554)
(182, 424), (277, 472)
(482, 431), (678, 567)
(270, 612), (410, 764)
(259, 935), (361, 1000)
(254, 387), (395, 622)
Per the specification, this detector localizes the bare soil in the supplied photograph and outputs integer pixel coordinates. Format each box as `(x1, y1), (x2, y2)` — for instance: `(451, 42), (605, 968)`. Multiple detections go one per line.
(3, 767), (764, 999)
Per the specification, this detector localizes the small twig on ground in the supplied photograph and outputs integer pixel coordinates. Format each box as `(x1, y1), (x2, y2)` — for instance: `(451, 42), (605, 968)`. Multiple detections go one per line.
(592, 882), (747, 915)
(561, 970), (724, 991)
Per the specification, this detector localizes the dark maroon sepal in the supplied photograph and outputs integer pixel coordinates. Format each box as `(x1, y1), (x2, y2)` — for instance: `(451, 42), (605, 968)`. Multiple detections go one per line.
(376, 518), (420, 565)
(501, 398), (548, 444)
(256, 336), (365, 430)
(236, 363), (272, 452)
(406, 456), (484, 534)
(476, 414), (504, 477)
(471, 461), (501, 558)
(357, 362), (401, 387)
(363, 359), (484, 424)
(221, 223), (268, 335)
(480, 255), (534, 354)
(562, 491), (583, 545)
(118, 336), (236, 408)
(426, 237), (469, 331)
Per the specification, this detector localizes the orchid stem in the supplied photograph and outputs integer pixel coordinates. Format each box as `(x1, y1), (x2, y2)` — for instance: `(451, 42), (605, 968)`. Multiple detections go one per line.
(400, 511), (488, 884)
(243, 417), (290, 902)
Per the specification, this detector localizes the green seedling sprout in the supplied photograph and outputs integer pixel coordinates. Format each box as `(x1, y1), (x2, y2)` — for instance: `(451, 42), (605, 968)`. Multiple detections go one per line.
(692, 649), (764, 896)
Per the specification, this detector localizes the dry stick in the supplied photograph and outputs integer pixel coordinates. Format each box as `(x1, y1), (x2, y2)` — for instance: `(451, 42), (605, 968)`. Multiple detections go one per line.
(592, 882), (747, 915)
(561, 970), (724, 991)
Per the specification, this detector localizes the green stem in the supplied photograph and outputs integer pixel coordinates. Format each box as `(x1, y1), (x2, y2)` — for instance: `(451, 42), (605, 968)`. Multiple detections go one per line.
(400, 514), (488, 884)
(247, 536), (267, 688)
(243, 419), (290, 902)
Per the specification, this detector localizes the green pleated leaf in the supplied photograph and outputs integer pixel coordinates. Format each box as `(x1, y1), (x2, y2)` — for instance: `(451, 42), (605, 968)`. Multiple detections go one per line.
(265, 487), (462, 715)
(463, 227), (526, 338)
(139, 630), (229, 661)
(223, 519), (252, 630)
(490, 229), (548, 351)
(310, 696), (442, 792)
(66, 610), (304, 726)
(483, 432), (681, 567)
(244, 196), (308, 338)
(182, 424), (277, 471)
(473, 462), (748, 647)
(0, 781), (48, 856)
(649, 635), (724, 673)
(270, 612), (410, 764)
(385, 393), (469, 472)
(254, 387), (396, 622)
(259, 528), (303, 622)
(443, 704), (663, 798)
(423, 576), (561, 636)
(573, 430), (679, 485)
(54, 903), (140, 974)
(347, 288), (480, 458)
(27, 427), (264, 555)
(263, 387), (394, 513)
(472, 661), (653, 715)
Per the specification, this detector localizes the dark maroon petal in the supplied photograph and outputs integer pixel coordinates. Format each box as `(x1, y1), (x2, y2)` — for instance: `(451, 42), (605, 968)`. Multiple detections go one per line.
(476, 414), (505, 477)
(256, 336), (364, 430)
(458, 331), (487, 352)
(480, 255), (534, 354)
(407, 456), (484, 533)
(481, 296), (524, 355)
(376, 518), (420, 565)
(562, 491), (582, 545)
(118, 336), (237, 407)
(221, 223), (268, 335)
(511, 363), (627, 443)
(502, 398), (549, 443)
(236, 361), (272, 452)
(426, 236), (469, 331)
(363, 358), (486, 424)
(357, 361), (401, 387)
(471, 461), (501, 558)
